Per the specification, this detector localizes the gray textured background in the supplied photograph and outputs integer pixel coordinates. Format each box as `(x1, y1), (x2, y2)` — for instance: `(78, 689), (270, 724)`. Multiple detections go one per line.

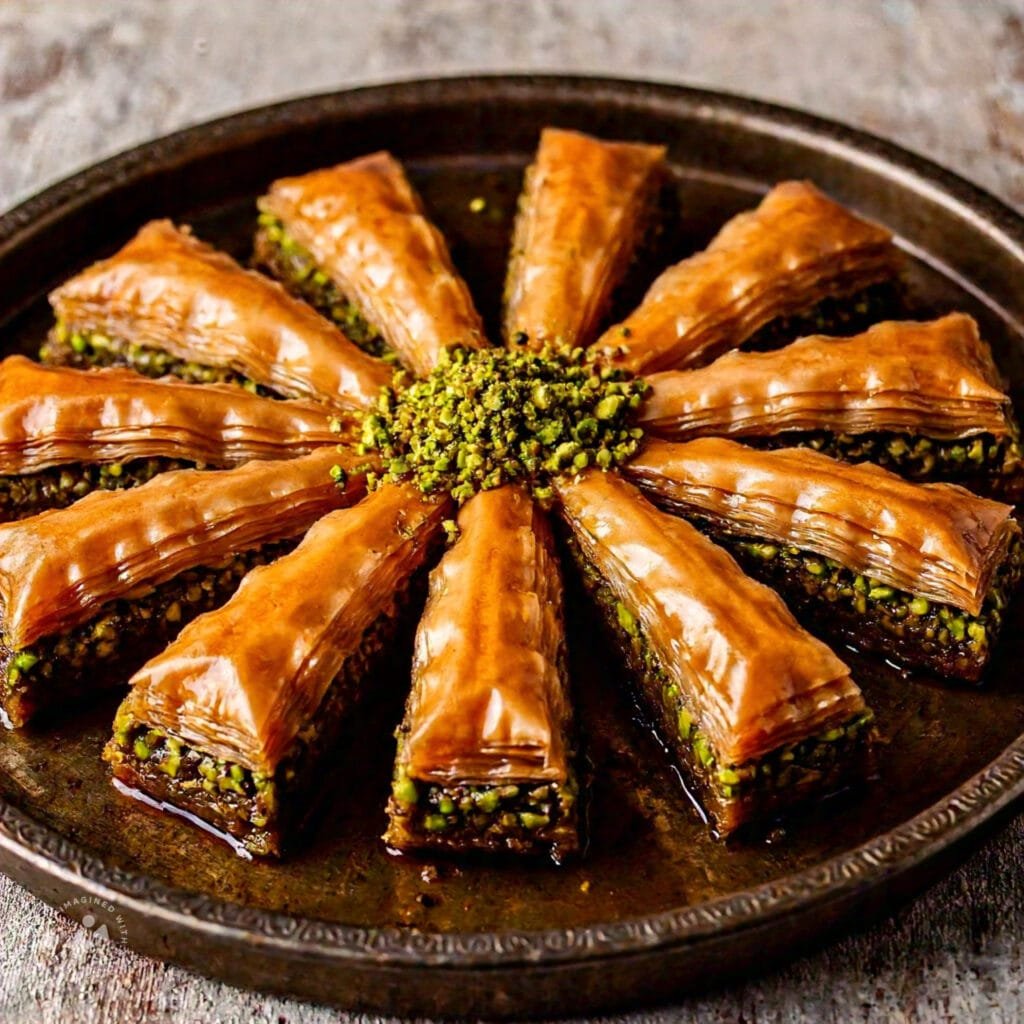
(2, 1), (1024, 1021)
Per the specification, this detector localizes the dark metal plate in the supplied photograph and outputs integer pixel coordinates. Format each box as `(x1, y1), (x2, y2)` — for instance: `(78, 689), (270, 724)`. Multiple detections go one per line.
(1, 76), (1024, 1019)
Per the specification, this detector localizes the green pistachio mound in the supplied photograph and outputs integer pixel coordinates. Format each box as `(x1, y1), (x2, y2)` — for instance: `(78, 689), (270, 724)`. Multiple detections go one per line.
(358, 345), (649, 502)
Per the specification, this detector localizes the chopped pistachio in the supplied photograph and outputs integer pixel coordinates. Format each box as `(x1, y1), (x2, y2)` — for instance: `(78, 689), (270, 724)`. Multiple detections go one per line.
(361, 345), (648, 502)
(12, 651), (38, 672)
(677, 707), (693, 740)
(473, 789), (501, 813)
(518, 812), (550, 830)
(693, 735), (715, 768)
(616, 602), (639, 637)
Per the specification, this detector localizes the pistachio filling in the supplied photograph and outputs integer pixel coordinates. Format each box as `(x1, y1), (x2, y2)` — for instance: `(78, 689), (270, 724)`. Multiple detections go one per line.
(360, 345), (649, 502)
(42, 320), (268, 394)
(564, 531), (873, 807)
(1, 541), (293, 708)
(756, 430), (1023, 490)
(113, 722), (280, 826)
(388, 761), (577, 842)
(0, 456), (194, 521)
(254, 213), (390, 359)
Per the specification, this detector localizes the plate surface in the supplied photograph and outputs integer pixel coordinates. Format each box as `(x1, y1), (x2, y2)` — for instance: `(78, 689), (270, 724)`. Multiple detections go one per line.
(2, 76), (1024, 1019)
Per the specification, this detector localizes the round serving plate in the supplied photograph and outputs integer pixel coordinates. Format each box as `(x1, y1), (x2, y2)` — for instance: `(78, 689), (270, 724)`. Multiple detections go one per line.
(2, 75), (1024, 1019)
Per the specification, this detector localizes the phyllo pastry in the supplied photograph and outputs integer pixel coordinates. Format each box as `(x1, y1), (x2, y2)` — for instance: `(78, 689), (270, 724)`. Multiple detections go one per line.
(503, 127), (667, 350)
(639, 315), (1023, 497)
(0, 447), (368, 727)
(45, 220), (391, 412)
(104, 483), (450, 858)
(592, 181), (901, 373)
(255, 151), (486, 376)
(0, 356), (345, 520)
(385, 485), (577, 860)
(556, 470), (873, 836)
(627, 438), (1024, 682)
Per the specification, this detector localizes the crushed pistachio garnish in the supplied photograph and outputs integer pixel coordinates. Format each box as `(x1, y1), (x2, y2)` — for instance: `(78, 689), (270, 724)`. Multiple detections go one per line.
(359, 345), (649, 502)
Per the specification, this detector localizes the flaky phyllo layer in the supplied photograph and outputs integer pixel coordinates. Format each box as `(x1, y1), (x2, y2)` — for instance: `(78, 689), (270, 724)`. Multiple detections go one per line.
(401, 485), (571, 785)
(592, 181), (901, 373)
(0, 447), (369, 651)
(503, 127), (667, 350)
(257, 151), (485, 378)
(48, 220), (391, 411)
(626, 438), (1018, 617)
(556, 470), (867, 767)
(639, 315), (1014, 441)
(0, 356), (343, 473)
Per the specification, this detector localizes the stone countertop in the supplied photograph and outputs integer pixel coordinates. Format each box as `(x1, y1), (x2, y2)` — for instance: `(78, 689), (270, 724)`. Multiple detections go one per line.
(2, 1), (1023, 1021)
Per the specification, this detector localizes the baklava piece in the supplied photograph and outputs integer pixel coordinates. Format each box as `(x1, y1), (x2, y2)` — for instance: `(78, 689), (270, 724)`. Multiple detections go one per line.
(503, 127), (666, 350)
(44, 220), (391, 411)
(0, 356), (346, 519)
(385, 486), (577, 861)
(557, 470), (873, 835)
(639, 315), (1022, 497)
(627, 438), (1024, 682)
(0, 447), (368, 726)
(592, 181), (901, 372)
(256, 151), (486, 376)
(104, 484), (449, 857)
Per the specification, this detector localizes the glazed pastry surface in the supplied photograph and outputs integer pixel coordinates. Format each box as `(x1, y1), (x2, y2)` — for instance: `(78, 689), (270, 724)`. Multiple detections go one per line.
(260, 152), (486, 377)
(592, 181), (899, 373)
(504, 127), (666, 350)
(122, 483), (449, 772)
(639, 315), (1011, 440)
(0, 356), (343, 471)
(557, 470), (865, 765)
(627, 437), (1017, 615)
(0, 447), (368, 648)
(50, 220), (392, 411)
(403, 485), (570, 784)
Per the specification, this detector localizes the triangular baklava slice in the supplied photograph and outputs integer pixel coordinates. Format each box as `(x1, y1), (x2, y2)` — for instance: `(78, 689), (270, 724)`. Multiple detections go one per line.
(503, 127), (666, 350)
(0, 356), (347, 519)
(104, 483), (450, 858)
(627, 438), (1024, 682)
(557, 470), (873, 835)
(639, 315), (1022, 497)
(256, 151), (486, 376)
(592, 181), (901, 372)
(385, 485), (577, 860)
(45, 220), (391, 411)
(0, 447), (369, 725)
